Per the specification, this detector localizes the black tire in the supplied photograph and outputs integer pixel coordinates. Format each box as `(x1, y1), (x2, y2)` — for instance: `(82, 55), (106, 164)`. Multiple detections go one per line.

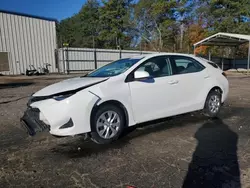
(90, 104), (125, 144)
(203, 90), (222, 118)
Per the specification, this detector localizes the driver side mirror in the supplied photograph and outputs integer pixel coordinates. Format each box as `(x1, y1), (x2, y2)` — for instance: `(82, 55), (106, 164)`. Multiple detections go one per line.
(134, 70), (151, 80)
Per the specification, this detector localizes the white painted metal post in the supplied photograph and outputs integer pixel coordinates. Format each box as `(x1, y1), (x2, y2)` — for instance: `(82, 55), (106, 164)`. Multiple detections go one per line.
(248, 41), (250, 75)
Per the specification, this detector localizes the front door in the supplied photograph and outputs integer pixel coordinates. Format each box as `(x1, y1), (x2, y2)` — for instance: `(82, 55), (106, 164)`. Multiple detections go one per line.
(128, 56), (181, 123)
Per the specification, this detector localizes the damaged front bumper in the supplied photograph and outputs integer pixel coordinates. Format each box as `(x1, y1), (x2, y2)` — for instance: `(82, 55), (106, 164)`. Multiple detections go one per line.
(20, 108), (50, 136)
(20, 90), (100, 137)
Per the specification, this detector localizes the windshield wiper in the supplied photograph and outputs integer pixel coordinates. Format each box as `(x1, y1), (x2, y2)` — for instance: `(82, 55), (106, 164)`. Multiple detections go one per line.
(81, 73), (90, 77)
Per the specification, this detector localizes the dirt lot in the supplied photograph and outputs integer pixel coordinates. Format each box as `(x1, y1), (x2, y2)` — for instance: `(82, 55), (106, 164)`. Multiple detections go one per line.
(1, 75), (250, 188)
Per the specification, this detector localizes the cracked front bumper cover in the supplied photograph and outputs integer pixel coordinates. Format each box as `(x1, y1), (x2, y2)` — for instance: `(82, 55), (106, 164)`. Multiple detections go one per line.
(20, 108), (50, 136)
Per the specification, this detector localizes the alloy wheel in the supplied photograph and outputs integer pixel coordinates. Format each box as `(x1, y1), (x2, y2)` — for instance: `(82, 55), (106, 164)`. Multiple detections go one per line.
(96, 110), (121, 139)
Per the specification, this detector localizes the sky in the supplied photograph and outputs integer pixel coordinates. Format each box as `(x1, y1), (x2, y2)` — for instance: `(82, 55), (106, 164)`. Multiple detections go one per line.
(0, 0), (87, 21)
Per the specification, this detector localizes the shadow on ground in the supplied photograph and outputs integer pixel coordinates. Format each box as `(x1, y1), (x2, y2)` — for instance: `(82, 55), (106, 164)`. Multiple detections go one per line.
(51, 138), (130, 158)
(182, 118), (241, 188)
(51, 106), (245, 160)
(51, 113), (205, 158)
(0, 82), (33, 89)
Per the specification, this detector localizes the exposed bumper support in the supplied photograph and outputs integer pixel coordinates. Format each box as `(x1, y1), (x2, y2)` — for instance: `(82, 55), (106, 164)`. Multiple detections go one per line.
(20, 108), (50, 136)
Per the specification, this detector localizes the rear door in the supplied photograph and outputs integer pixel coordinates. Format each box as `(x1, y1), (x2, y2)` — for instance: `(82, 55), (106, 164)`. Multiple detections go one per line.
(168, 55), (209, 113)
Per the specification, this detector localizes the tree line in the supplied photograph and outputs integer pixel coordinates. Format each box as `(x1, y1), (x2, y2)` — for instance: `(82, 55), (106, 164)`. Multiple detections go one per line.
(57, 0), (250, 57)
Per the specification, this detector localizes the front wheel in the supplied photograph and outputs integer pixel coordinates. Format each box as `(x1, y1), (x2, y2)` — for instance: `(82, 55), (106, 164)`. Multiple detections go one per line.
(90, 104), (125, 144)
(203, 90), (222, 118)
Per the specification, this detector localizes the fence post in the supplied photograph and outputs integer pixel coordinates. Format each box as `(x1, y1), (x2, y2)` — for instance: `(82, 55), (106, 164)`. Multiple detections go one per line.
(66, 47), (69, 74)
(94, 48), (97, 69)
(119, 49), (122, 59)
(221, 58), (224, 71)
(233, 46), (236, 69)
(54, 49), (59, 73)
(248, 41), (250, 74)
(62, 48), (65, 73)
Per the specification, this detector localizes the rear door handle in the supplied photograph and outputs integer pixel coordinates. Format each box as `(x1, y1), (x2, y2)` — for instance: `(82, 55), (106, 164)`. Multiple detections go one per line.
(168, 80), (179, 85)
(204, 75), (210, 79)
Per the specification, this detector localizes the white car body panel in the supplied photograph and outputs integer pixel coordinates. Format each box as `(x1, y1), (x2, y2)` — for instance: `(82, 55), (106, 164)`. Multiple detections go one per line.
(88, 75), (137, 126)
(34, 77), (108, 96)
(23, 53), (229, 137)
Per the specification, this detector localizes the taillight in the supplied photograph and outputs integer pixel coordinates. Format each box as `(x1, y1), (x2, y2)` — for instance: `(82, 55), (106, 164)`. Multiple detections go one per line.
(222, 72), (227, 78)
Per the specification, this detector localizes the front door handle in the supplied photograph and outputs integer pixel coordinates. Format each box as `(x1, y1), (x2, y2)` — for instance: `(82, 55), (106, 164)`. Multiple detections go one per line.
(168, 80), (179, 85)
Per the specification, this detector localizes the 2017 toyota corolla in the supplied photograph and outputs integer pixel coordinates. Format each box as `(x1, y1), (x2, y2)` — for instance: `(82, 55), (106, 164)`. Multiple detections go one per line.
(21, 53), (229, 144)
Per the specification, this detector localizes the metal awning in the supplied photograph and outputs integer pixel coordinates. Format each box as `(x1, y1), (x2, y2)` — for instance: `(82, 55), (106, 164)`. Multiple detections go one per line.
(194, 32), (250, 73)
(194, 32), (250, 47)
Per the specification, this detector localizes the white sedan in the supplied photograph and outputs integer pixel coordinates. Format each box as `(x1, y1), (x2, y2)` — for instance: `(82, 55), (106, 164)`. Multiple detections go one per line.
(21, 53), (229, 144)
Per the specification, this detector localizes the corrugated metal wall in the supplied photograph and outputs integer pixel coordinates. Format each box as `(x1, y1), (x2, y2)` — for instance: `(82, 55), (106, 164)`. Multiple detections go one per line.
(0, 12), (57, 75)
(58, 47), (156, 73)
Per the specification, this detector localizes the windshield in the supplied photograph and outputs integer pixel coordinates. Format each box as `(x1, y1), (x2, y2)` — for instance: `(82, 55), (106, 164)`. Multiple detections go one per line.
(86, 58), (142, 77)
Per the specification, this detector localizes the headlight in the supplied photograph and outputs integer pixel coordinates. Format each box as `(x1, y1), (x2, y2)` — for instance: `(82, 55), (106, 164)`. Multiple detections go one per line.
(53, 93), (74, 101)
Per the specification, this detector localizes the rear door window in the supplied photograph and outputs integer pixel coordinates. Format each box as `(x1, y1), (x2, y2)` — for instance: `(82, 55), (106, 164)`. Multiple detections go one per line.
(170, 56), (205, 75)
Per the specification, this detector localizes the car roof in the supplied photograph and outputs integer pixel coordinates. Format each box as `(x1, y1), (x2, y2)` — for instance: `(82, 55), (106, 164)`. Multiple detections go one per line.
(129, 55), (145, 59)
(131, 53), (196, 60)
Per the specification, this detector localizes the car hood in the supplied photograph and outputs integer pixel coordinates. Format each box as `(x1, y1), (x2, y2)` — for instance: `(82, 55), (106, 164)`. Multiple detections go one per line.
(33, 77), (108, 96)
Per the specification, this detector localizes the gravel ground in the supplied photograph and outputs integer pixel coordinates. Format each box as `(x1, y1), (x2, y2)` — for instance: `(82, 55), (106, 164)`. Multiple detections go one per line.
(0, 75), (250, 188)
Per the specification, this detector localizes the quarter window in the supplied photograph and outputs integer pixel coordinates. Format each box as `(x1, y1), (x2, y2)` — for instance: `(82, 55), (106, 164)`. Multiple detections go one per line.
(170, 56), (205, 75)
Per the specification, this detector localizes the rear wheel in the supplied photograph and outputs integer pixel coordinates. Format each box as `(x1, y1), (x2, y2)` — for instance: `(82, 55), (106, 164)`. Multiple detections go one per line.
(90, 104), (125, 144)
(203, 90), (222, 118)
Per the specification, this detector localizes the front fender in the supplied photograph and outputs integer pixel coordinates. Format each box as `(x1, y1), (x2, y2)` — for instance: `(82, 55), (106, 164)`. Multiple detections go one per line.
(89, 83), (137, 126)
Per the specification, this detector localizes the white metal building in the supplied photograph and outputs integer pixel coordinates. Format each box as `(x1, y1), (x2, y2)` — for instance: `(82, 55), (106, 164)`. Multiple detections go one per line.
(0, 10), (57, 75)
